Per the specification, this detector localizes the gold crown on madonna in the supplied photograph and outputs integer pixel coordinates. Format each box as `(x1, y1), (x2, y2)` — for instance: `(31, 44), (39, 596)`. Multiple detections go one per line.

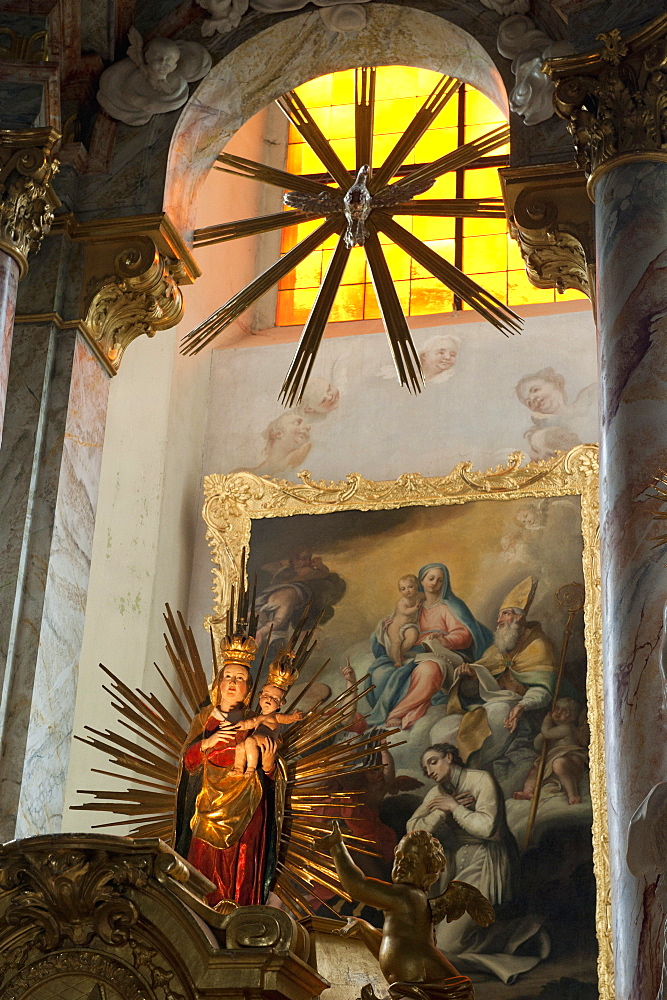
(266, 650), (299, 693)
(219, 626), (258, 668)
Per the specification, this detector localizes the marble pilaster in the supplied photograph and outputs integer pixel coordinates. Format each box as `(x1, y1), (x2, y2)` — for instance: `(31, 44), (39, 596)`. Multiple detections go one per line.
(543, 16), (667, 998)
(595, 160), (667, 1000)
(0, 251), (18, 448)
(0, 321), (78, 841)
(0, 230), (110, 842)
(15, 336), (109, 837)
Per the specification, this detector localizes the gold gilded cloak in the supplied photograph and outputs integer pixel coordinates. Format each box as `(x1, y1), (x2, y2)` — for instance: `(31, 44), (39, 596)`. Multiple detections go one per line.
(176, 705), (263, 852)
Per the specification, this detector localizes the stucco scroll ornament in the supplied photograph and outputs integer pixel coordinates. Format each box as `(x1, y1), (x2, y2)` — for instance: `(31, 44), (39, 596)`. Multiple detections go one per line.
(197, 0), (370, 34)
(197, 0), (250, 36)
(97, 27), (211, 126)
(497, 16), (573, 125)
(480, 0), (529, 14)
(626, 604), (667, 1000)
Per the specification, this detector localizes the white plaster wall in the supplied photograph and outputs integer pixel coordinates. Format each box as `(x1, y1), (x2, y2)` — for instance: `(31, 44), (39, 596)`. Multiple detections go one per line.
(61, 115), (278, 829)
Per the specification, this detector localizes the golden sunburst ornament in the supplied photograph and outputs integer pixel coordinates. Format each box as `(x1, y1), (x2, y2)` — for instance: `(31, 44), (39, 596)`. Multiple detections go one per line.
(72, 582), (392, 919)
(182, 68), (521, 404)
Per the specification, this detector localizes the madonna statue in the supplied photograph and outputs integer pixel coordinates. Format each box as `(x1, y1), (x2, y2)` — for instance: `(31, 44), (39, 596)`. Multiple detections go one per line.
(173, 631), (279, 909)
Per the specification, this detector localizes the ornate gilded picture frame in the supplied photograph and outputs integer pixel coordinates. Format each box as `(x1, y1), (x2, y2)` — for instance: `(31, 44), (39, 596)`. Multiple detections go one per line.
(202, 445), (610, 1000)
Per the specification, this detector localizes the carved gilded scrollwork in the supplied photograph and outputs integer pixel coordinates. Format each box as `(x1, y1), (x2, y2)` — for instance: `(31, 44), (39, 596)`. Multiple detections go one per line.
(544, 12), (667, 189)
(500, 162), (595, 307)
(74, 214), (201, 374)
(85, 239), (184, 372)
(0, 834), (328, 1000)
(225, 905), (303, 954)
(0, 848), (147, 951)
(0, 127), (60, 278)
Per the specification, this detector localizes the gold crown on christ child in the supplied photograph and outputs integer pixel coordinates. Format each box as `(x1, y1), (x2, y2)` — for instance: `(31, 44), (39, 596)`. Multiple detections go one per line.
(266, 649), (300, 693)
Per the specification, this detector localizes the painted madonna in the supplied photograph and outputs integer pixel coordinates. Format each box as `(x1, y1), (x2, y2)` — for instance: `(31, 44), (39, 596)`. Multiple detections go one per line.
(367, 563), (493, 730)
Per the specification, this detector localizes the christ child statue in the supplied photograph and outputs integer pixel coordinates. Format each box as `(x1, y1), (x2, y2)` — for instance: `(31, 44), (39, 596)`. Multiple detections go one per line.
(231, 681), (303, 774)
(230, 651), (302, 775)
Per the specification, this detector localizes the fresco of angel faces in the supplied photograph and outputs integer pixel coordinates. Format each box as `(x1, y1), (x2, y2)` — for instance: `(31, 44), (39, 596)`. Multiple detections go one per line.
(247, 496), (597, 1000)
(201, 311), (598, 487)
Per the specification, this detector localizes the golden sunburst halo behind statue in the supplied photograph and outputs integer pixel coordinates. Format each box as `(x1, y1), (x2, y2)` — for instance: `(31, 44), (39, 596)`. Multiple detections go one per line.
(182, 67), (521, 404)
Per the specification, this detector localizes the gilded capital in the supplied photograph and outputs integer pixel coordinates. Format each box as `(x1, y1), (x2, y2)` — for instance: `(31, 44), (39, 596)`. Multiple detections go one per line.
(543, 13), (667, 189)
(500, 163), (595, 307)
(0, 128), (61, 278)
(74, 214), (200, 374)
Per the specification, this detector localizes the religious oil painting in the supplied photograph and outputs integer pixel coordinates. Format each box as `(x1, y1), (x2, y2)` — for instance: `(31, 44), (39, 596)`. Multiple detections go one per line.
(203, 446), (609, 1000)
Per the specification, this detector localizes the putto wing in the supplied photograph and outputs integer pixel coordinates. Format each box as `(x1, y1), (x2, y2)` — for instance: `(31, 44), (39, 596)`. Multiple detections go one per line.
(126, 26), (146, 70)
(429, 880), (495, 927)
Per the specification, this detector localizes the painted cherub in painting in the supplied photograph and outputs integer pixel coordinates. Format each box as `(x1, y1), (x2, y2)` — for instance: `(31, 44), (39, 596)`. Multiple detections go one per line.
(513, 696), (588, 805)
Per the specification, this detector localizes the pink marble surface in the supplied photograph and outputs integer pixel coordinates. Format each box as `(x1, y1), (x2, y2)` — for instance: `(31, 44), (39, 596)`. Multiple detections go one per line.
(595, 160), (667, 1000)
(15, 336), (109, 838)
(0, 251), (20, 449)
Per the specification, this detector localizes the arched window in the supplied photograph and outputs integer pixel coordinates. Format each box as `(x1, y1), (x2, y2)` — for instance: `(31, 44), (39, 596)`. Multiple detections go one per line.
(276, 66), (586, 327)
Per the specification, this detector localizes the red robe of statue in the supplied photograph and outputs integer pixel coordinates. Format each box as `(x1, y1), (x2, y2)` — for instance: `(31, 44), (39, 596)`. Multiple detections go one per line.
(182, 727), (271, 908)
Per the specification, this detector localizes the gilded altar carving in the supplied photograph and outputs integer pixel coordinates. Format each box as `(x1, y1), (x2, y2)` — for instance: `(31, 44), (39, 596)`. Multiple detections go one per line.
(544, 12), (667, 189)
(500, 162), (595, 305)
(74, 214), (200, 374)
(0, 127), (60, 278)
(0, 834), (324, 1000)
(84, 241), (184, 372)
(0, 27), (50, 63)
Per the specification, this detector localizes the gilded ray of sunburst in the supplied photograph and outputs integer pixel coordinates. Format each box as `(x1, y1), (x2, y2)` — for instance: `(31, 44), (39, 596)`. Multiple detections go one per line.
(182, 68), (521, 405)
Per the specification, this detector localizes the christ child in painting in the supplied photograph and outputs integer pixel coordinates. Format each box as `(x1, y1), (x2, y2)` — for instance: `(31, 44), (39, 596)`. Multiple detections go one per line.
(513, 696), (588, 805)
(385, 574), (425, 666)
(231, 682), (303, 775)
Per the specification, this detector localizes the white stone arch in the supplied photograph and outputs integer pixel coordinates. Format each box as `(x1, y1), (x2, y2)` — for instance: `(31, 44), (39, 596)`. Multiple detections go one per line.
(165, 3), (508, 235)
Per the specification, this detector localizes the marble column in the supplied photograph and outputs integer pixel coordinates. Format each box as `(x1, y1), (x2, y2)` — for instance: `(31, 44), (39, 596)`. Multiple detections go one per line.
(544, 16), (667, 999)
(596, 159), (667, 1000)
(0, 252), (19, 447)
(0, 127), (61, 447)
(0, 230), (110, 842)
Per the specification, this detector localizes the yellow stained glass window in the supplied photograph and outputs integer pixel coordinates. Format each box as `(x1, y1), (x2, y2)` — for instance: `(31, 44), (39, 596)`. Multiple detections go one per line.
(276, 68), (576, 326)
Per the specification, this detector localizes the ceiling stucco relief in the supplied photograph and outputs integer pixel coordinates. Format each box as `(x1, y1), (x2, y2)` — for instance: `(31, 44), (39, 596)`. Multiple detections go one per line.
(497, 15), (573, 126)
(97, 27), (212, 126)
